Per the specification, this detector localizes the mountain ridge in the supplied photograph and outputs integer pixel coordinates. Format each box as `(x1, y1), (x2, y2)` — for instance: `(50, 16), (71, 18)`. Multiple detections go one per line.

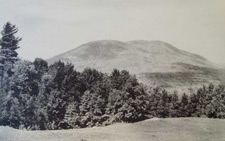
(49, 40), (209, 64)
(48, 40), (213, 72)
(48, 40), (224, 93)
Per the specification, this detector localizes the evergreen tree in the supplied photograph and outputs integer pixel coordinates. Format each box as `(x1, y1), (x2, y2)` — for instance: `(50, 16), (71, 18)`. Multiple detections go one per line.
(158, 90), (170, 118)
(189, 93), (199, 117)
(110, 69), (121, 89)
(148, 87), (162, 117)
(0, 22), (21, 92)
(171, 92), (179, 117)
(195, 86), (207, 117)
(179, 93), (189, 117)
(0, 22), (21, 72)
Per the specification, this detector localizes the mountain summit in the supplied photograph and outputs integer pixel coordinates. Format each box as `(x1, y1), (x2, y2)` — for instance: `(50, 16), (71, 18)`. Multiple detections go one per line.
(49, 40), (212, 73)
(48, 40), (224, 92)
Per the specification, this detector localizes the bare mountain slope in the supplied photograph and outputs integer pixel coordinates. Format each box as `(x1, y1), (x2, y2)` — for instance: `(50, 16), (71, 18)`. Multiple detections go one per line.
(49, 40), (213, 73)
(48, 40), (225, 92)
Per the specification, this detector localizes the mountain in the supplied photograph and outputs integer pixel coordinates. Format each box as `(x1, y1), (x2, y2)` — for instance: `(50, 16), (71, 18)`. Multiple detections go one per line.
(48, 40), (225, 93)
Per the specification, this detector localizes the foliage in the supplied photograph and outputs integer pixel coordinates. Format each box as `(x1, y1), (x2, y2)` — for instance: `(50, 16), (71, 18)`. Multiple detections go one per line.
(1, 22), (225, 130)
(2, 56), (224, 130)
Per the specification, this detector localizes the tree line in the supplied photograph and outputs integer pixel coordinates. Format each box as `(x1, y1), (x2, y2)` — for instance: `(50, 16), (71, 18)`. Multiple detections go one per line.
(0, 22), (225, 130)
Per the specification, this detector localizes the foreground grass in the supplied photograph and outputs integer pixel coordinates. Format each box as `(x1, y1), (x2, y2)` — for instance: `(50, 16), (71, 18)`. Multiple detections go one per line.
(0, 118), (225, 141)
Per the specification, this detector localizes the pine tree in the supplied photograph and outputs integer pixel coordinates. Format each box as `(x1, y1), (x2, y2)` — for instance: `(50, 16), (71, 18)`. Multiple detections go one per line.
(179, 93), (189, 117)
(189, 93), (199, 117)
(148, 87), (162, 117)
(0, 22), (22, 126)
(159, 90), (170, 118)
(171, 92), (179, 117)
(0, 22), (21, 90)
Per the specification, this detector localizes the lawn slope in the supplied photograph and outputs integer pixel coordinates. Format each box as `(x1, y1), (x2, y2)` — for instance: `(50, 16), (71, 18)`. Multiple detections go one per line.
(1, 118), (225, 141)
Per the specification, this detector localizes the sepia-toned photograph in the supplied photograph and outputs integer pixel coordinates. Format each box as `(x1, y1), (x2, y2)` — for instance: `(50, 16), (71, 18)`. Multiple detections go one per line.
(0, 0), (225, 140)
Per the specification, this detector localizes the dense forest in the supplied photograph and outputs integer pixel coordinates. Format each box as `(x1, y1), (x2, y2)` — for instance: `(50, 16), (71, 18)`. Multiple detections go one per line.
(0, 22), (225, 130)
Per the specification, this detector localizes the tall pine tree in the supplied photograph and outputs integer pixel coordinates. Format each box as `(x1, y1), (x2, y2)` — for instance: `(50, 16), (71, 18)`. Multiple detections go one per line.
(0, 22), (21, 90)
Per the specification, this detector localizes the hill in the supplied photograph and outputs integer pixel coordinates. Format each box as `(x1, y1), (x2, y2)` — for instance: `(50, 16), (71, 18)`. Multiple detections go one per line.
(1, 118), (225, 141)
(48, 40), (225, 93)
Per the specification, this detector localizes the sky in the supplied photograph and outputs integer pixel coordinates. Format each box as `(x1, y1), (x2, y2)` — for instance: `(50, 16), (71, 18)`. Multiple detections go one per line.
(0, 0), (225, 64)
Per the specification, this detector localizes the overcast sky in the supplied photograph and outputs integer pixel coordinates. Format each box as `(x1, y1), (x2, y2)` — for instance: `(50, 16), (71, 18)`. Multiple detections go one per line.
(0, 0), (225, 64)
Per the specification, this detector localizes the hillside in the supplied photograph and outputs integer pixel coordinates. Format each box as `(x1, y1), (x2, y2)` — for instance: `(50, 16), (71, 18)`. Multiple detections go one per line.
(1, 118), (225, 141)
(48, 40), (225, 93)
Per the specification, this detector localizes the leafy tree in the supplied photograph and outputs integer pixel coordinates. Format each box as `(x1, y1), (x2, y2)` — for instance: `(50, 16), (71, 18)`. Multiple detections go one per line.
(107, 89), (126, 115)
(33, 58), (48, 76)
(0, 60), (42, 129)
(63, 101), (79, 128)
(81, 68), (104, 92)
(108, 75), (149, 122)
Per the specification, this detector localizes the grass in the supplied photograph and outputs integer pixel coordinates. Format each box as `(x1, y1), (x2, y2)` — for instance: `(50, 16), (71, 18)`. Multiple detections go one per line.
(139, 63), (225, 93)
(0, 118), (225, 141)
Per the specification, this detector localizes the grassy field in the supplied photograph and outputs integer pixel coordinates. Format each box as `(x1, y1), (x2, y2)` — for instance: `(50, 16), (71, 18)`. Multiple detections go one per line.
(0, 118), (225, 141)
(139, 63), (225, 93)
